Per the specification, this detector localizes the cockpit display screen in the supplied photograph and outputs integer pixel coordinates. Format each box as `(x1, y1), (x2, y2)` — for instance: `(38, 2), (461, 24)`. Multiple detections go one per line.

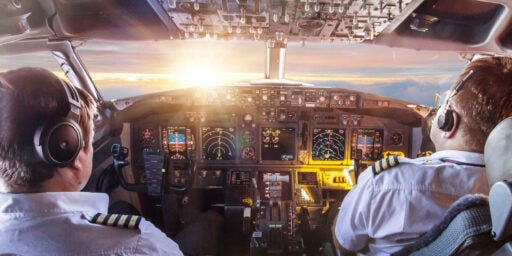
(312, 128), (346, 160)
(351, 128), (384, 161)
(261, 127), (296, 161)
(201, 127), (236, 160)
(162, 126), (192, 160)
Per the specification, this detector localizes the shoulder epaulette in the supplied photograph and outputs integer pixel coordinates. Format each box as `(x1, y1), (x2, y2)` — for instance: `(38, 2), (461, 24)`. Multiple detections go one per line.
(88, 213), (142, 229)
(372, 155), (400, 176)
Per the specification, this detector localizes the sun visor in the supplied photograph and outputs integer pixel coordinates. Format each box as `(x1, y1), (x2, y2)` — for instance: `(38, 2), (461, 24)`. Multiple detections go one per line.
(50, 0), (180, 40)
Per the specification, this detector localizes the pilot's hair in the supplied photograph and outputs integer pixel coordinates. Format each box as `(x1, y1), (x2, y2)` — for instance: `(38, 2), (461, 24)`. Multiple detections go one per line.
(0, 67), (96, 189)
(452, 56), (512, 150)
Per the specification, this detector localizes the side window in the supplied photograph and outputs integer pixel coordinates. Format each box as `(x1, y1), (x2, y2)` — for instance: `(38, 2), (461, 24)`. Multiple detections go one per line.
(0, 52), (64, 78)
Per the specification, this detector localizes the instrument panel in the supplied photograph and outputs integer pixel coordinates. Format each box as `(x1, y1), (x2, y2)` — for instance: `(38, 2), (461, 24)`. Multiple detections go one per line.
(261, 127), (296, 161)
(312, 128), (346, 161)
(122, 86), (425, 254)
(201, 127), (236, 161)
(161, 126), (193, 160)
(129, 86), (419, 194)
(136, 121), (406, 166)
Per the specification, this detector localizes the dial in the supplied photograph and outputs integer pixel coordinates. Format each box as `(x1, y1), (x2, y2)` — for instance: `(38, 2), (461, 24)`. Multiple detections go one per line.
(312, 128), (346, 160)
(241, 146), (256, 160)
(390, 131), (403, 146)
(201, 127), (236, 160)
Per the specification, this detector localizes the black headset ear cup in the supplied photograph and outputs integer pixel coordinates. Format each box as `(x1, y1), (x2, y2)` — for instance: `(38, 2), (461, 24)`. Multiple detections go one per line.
(437, 108), (455, 132)
(34, 118), (83, 167)
(33, 79), (83, 167)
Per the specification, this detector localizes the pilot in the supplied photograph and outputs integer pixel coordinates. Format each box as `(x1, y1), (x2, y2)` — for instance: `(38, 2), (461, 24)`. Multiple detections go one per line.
(333, 56), (512, 255)
(0, 67), (183, 255)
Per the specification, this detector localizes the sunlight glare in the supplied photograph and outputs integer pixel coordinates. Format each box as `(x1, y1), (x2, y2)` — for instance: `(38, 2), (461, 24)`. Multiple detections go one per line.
(176, 60), (224, 87)
(169, 42), (249, 88)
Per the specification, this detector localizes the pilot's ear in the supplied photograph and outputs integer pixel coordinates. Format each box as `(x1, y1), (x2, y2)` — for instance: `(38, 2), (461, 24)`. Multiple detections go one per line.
(442, 111), (459, 138)
(68, 149), (85, 171)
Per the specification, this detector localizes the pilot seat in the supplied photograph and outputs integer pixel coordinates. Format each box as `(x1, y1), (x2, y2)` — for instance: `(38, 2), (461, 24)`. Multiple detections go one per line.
(392, 116), (512, 256)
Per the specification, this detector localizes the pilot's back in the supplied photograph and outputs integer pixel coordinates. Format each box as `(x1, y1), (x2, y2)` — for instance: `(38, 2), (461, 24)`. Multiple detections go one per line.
(0, 192), (182, 256)
(335, 150), (489, 255)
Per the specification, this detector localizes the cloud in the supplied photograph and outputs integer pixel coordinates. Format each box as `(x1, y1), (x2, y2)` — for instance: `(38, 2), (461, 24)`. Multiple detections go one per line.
(91, 69), (451, 106)
(312, 79), (450, 106)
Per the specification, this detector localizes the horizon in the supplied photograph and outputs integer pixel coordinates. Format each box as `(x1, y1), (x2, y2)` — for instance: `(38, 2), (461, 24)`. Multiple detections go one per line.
(0, 39), (466, 106)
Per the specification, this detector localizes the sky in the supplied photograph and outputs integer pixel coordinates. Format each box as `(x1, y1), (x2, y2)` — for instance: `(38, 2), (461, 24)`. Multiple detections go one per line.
(0, 39), (467, 106)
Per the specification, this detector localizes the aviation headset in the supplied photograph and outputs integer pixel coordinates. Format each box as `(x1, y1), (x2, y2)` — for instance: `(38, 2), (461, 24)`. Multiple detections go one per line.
(437, 70), (474, 132)
(33, 79), (83, 167)
(436, 108), (455, 132)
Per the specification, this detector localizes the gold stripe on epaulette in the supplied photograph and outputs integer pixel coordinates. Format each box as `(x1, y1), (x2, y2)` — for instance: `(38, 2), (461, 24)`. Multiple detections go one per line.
(118, 214), (128, 227)
(96, 213), (107, 224)
(89, 213), (141, 229)
(127, 215), (142, 229)
(107, 214), (118, 225)
(389, 155), (398, 166)
(382, 158), (389, 170)
(372, 156), (400, 176)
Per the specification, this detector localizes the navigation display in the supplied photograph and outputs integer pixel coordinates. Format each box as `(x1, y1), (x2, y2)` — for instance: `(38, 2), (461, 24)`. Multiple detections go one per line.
(312, 128), (346, 160)
(351, 128), (384, 161)
(201, 127), (236, 160)
(261, 127), (296, 161)
(161, 126), (192, 160)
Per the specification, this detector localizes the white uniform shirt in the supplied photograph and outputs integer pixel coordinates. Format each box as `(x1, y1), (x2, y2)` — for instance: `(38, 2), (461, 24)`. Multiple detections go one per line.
(0, 192), (183, 256)
(334, 150), (489, 255)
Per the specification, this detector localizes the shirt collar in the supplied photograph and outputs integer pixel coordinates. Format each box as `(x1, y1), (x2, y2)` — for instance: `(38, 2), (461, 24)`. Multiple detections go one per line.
(430, 150), (485, 165)
(0, 192), (109, 214)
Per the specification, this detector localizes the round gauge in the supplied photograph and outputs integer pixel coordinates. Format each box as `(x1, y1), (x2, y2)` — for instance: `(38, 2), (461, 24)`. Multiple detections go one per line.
(201, 127), (236, 160)
(312, 128), (345, 160)
(390, 131), (403, 146)
(243, 113), (254, 126)
(241, 146), (256, 160)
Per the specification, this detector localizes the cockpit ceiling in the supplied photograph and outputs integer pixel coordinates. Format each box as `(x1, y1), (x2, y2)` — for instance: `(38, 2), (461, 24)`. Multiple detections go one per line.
(1, 0), (512, 55)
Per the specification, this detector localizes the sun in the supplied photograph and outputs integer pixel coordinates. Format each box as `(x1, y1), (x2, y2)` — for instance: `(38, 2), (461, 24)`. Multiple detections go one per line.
(175, 59), (225, 87)
(167, 42), (239, 88)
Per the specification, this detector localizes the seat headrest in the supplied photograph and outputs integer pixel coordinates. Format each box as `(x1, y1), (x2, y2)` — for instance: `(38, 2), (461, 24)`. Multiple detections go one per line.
(485, 117), (512, 185)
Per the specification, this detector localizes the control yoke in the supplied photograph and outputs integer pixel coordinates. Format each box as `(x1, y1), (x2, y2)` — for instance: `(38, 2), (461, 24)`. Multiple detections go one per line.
(110, 144), (186, 194)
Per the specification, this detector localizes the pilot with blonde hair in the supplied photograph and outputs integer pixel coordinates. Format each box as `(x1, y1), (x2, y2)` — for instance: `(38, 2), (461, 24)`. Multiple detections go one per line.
(334, 56), (512, 255)
(0, 67), (183, 255)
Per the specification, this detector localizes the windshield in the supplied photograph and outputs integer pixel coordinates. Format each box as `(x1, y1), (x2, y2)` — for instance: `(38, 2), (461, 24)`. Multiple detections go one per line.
(76, 40), (467, 106)
(1, 40), (466, 106)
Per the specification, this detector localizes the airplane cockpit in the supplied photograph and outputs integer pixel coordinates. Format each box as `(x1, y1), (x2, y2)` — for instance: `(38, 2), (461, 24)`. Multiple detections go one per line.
(106, 81), (425, 255)
(1, 0), (512, 255)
